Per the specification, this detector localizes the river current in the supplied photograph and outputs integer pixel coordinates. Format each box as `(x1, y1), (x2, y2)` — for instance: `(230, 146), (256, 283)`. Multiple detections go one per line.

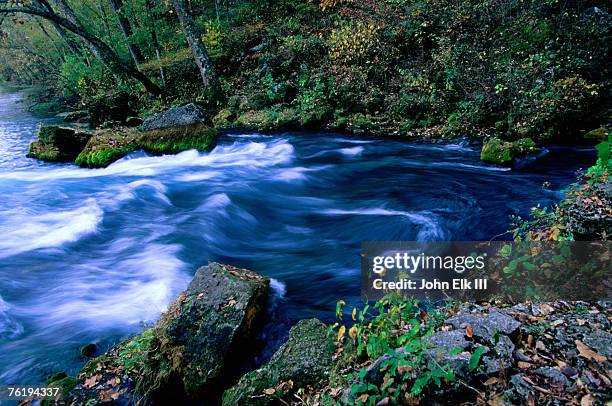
(0, 89), (596, 385)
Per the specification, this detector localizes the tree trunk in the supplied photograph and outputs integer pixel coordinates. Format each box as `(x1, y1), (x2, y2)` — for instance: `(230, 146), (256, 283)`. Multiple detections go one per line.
(171, 0), (222, 99)
(108, 0), (144, 66)
(145, 0), (166, 87)
(0, 2), (163, 96)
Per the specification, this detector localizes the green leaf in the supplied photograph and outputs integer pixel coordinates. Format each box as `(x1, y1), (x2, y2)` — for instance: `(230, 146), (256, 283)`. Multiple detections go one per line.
(469, 346), (487, 371)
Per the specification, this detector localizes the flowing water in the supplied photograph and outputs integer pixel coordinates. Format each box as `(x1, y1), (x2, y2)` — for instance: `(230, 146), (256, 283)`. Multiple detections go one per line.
(0, 88), (596, 386)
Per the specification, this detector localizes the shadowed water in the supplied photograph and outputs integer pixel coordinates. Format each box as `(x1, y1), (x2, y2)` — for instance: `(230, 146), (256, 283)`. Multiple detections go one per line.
(0, 88), (596, 386)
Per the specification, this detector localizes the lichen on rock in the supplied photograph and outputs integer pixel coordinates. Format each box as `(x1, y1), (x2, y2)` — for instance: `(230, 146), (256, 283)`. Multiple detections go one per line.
(222, 318), (335, 406)
(27, 125), (91, 162)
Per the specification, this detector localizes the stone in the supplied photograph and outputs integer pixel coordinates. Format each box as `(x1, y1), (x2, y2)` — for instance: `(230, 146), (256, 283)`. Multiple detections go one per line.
(582, 330), (612, 358)
(146, 262), (269, 400)
(75, 128), (140, 168)
(141, 103), (206, 131)
(62, 110), (89, 123)
(535, 367), (571, 387)
(583, 127), (609, 141)
(445, 307), (521, 342)
(79, 343), (97, 358)
(222, 319), (335, 406)
(27, 125), (92, 162)
(138, 123), (217, 155)
(480, 138), (515, 165)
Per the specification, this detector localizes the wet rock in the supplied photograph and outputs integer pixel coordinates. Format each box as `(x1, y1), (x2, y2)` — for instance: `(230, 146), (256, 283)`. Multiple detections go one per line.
(480, 137), (538, 165)
(137, 123), (217, 155)
(75, 127), (140, 168)
(445, 306), (521, 342)
(60, 110), (89, 123)
(212, 108), (237, 129)
(27, 125), (91, 162)
(425, 330), (472, 378)
(141, 103), (206, 131)
(79, 343), (97, 358)
(535, 366), (571, 387)
(222, 318), (335, 405)
(145, 262), (269, 400)
(480, 138), (515, 165)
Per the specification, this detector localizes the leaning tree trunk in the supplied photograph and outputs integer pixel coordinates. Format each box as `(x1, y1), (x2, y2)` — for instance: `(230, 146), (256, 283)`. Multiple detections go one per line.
(108, 0), (144, 66)
(171, 0), (222, 100)
(2, 0), (164, 95)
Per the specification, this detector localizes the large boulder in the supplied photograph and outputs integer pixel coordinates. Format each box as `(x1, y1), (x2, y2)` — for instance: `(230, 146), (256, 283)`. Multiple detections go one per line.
(75, 128), (140, 168)
(27, 125), (91, 162)
(59, 263), (269, 404)
(222, 318), (335, 405)
(143, 262), (269, 400)
(141, 103), (207, 131)
(138, 123), (217, 155)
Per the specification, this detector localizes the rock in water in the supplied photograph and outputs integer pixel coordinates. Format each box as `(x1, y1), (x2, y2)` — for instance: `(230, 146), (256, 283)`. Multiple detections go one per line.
(480, 137), (538, 166)
(138, 123), (217, 155)
(27, 125), (91, 162)
(146, 262), (269, 400)
(223, 318), (335, 405)
(75, 127), (140, 168)
(141, 103), (207, 131)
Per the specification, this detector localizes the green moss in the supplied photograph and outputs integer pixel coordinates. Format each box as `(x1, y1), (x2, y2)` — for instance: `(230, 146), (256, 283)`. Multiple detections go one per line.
(481, 138), (515, 165)
(212, 108), (237, 128)
(512, 137), (537, 154)
(138, 124), (217, 155)
(584, 127), (609, 142)
(43, 375), (79, 405)
(75, 145), (136, 168)
(27, 141), (61, 161)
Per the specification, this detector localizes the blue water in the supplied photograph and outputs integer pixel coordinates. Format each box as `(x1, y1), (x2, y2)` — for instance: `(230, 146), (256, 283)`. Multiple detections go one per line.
(0, 88), (596, 386)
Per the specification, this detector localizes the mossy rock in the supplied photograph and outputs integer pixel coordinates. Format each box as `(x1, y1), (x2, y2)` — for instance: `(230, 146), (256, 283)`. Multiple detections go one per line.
(584, 127), (609, 141)
(75, 128), (140, 168)
(481, 138), (516, 165)
(140, 262), (270, 401)
(235, 109), (275, 131)
(512, 137), (537, 155)
(137, 123), (217, 155)
(213, 108), (237, 129)
(27, 126), (92, 162)
(222, 318), (335, 405)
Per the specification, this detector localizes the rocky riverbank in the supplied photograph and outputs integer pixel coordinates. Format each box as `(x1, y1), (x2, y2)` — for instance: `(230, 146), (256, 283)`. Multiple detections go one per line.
(36, 263), (610, 405)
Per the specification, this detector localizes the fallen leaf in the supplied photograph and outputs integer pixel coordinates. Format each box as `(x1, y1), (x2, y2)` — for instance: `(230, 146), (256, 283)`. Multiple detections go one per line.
(577, 319), (587, 326)
(535, 341), (546, 351)
(264, 388), (275, 395)
(466, 324), (474, 339)
(376, 397), (390, 406)
(580, 394), (595, 406)
(575, 340), (607, 363)
(484, 377), (499, 385)
(518, 361), (532, 370)
(83, 374), (101, 389)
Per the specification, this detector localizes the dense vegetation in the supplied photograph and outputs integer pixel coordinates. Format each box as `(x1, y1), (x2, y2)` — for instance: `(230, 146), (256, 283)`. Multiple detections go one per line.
(0, 0), (610, 140)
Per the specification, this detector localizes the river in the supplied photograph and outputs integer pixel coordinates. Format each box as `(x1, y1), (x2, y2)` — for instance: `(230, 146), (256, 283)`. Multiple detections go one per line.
(0, 88), (596, 385)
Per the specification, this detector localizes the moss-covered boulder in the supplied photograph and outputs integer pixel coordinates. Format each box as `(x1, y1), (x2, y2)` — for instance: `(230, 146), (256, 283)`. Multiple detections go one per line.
(212, 107), (237, 129)
(481, 137), (538, 165)
(480, 138), (515, 165)
(27, 125), (92, 162)
(222, 318), (335, 405)
(137, 123), (217, 155)
(584, 127), (609, 141)
(75, 128), (140, 168)
(142, 262), (269, 401)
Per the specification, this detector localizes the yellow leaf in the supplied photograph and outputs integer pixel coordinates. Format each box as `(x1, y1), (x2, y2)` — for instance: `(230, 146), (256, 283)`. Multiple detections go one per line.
(351, 308), (357, 320)
(349, 326), (358, 340)
(337, 325), (346, 341)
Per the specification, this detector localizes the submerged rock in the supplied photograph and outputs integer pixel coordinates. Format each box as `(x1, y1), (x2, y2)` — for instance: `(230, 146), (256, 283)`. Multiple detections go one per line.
(74, 127), (140, 168)
(223, 318), (335, 405)
(141, 103), (207, 131)
(138, 123), (217, 155)
(27, 125), (91, 162)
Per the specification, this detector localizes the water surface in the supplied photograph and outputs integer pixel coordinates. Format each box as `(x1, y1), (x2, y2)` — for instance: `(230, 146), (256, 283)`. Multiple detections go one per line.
(0, 88), (596, 385)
